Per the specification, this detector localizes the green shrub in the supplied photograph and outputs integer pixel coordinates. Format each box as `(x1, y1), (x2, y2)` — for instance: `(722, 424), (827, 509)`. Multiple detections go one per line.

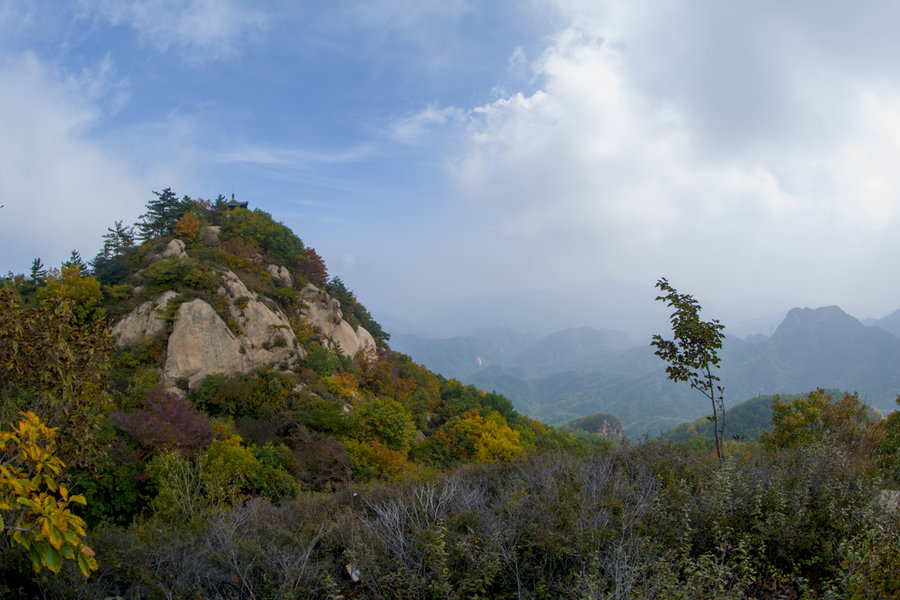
(302, 341), (341, 376)
(271, 286), (298, 308)
(220, 208), (305, 262)
(143, 257), (198, 289)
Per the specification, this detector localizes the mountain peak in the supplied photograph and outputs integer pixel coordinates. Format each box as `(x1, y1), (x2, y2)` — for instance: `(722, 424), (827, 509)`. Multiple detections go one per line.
(773, 305), (861, 341)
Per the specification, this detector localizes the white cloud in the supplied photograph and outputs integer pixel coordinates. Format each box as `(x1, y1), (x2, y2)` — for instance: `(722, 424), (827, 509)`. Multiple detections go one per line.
(0, 54), (148, 272)
(83, 0), (268, 61)
(391, 105), (465, 145)
(446, 1), (900, 315)
(214, 143), (373, 167)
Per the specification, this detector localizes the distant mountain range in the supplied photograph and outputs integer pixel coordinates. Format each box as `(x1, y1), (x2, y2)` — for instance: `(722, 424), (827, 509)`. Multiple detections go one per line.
(391, 306), (900, 438)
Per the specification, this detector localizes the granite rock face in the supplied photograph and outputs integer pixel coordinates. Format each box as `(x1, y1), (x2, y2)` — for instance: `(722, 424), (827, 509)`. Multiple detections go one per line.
(159, 239), (188, 260)
(111, 291), (179, 347)
(299, 283), (376, 358)
(112, 266), (375, 388)
(164, 299), (246, 388)
(218, 270), (297, 369)
(266, 264), (293, 287)
(201, 226), (221, 245)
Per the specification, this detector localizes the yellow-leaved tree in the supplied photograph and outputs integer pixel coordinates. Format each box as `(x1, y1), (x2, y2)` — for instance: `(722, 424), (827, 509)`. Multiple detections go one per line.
(173, 210), (202, 245)
(0, 412), (97, 576)
(454, 410), (526, 463)
(0, 287), (110, 578)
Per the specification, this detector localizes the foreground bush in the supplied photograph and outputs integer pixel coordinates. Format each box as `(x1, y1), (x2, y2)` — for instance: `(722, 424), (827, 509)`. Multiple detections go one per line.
(8, 439), (894, 600)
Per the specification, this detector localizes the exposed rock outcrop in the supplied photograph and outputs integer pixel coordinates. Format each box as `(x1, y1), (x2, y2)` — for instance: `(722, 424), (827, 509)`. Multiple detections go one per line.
(111, 291), (179, 346)
(201, 226), (221, 245)
(299, 283), (376, 358)
(164, 299), (246, 388)
(112, 269), (375, 388)
(266, 264), (293, 287)
(159, 239), (188, 260)
(218, 270), (297, 368)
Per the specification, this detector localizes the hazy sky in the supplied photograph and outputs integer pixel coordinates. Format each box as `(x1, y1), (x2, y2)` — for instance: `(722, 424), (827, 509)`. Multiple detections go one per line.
(2, 1), (899, 335)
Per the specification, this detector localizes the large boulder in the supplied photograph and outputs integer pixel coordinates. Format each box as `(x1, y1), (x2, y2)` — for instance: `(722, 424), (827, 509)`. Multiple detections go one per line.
(217, 270), (301, 368)
(201, 226), (221, 245)
(164, 299), (246, 388)
(159, 239), (187, 260)
(299, 283), (376, 358)
(113, 271), (377, 388)
(266, 264), (293, 287)
(111, 291), (179, 347)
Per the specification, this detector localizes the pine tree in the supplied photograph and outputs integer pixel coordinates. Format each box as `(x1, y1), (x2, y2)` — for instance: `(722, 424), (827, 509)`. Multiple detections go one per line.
(29, 258), (47, 284)
(63, 250), (88, 275)
(101, 221), (135, 258)
(135, 188), (190, 241)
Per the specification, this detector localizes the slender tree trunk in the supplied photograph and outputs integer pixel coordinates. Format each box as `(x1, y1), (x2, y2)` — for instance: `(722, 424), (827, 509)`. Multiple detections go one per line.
(706, 367), (723, 462)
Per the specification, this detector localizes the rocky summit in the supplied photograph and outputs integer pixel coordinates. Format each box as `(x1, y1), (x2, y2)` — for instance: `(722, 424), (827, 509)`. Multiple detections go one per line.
(112, 233), (375, 389)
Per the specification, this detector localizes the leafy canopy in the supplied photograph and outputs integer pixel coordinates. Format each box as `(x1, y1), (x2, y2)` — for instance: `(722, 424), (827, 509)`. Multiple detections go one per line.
(651, 278), (726, 460)
(0, 412), (98, 576)
(220, 208), (305, 262)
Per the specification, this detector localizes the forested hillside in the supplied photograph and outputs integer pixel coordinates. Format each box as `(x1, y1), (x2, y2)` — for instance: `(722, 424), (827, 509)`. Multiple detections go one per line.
(1, 190), (899, 599)
(397, 307), (900, 437)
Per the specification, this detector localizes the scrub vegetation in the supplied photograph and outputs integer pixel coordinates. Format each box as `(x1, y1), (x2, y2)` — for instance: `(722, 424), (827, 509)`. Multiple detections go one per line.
(1, 190), (898, 599)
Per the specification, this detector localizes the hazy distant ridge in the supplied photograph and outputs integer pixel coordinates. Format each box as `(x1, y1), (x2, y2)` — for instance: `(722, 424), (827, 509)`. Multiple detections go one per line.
(392, 305), (900, 437)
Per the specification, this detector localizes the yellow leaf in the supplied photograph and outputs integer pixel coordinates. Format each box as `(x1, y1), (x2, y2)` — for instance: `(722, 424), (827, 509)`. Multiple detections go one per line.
(48, 526), (63, 550)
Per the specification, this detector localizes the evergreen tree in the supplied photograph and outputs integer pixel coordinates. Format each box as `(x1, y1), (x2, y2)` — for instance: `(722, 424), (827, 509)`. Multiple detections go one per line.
(63, 250), (88, 275)
(29, 258), (47, 284)
(101, 220), (135, 259)
(135, 188), (190, 241)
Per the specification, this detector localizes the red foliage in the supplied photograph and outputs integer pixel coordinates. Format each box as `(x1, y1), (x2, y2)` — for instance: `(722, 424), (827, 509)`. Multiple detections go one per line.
(287, 425), (351, 491)
(357, 353), (416, 400)
(303, 247), (328, 287)
(115, 386), (215, 457)
(221, 237), (263, 271)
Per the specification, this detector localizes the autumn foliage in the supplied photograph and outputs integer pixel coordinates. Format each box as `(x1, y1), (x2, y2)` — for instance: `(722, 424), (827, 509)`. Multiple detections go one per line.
(0, 412), (97, 576)
(4, 189), (900, 598)
(173, 211), (201, 245)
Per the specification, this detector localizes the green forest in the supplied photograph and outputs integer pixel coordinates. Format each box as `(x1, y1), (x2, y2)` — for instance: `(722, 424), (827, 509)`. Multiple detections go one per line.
(1, 191), (899, 599)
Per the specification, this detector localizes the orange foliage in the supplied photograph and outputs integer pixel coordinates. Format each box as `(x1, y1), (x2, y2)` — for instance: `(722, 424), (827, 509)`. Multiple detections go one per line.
(221, 238), (263, 271)
(326, 372), (359, 400)
(345, 440), (414, 481)
(357, 353), (416, 400)
(290, 317), (318, 345)
(173, 211), (201, 244)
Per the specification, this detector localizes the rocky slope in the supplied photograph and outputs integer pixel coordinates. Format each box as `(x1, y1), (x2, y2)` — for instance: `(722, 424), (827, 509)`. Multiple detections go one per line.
(111, 236), (375, 389)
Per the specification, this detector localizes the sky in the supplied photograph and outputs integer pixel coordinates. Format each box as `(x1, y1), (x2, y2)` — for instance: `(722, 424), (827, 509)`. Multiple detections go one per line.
(2, 0), (900, 338)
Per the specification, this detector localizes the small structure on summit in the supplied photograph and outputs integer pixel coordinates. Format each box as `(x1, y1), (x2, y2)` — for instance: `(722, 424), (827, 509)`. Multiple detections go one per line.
(225, 193), (248, 210)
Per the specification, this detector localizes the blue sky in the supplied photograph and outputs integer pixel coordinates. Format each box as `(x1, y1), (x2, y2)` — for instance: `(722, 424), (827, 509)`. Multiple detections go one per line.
(3, 1), (900, 336)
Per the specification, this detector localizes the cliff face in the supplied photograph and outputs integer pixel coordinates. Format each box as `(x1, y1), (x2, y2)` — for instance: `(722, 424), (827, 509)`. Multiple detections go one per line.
(111, 242), (375, 388)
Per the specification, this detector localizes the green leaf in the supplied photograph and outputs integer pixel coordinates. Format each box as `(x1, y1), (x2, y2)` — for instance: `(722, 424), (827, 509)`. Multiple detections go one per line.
(43, 545), (62, 573)
(29, 544), (42, 572)
(76, 552), (91, 577)
(62, 529), (78, 546)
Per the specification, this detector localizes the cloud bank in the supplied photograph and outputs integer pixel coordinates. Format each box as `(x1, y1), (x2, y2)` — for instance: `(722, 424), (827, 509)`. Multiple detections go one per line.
(0, 54), (146, 271)
(440, 0), (900, 317)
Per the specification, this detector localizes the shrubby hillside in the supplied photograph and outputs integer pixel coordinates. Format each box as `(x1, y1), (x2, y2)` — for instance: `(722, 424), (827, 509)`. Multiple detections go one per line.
(1, 190), (899, 599)
(398, 307), (900, 437)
